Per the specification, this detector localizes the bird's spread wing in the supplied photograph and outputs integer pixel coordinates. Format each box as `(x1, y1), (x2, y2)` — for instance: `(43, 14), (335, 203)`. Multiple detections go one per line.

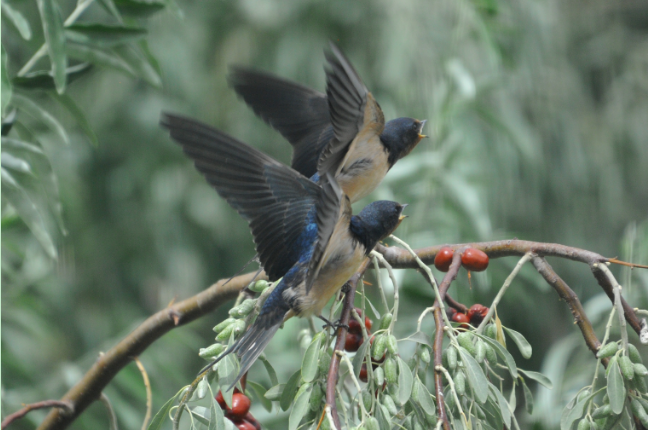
(305, 171), (343, 293)
(318, 43), (385, 175)
(228, 67), (334, 178)
(161, 113), (321, 281)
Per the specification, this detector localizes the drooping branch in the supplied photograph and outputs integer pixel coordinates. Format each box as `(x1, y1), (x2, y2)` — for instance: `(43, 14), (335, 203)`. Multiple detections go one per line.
(531, 257), (603, 359)
(2, 401), (73, 429)
(33, 239), (644, 430)
(325, 259), (369, 430)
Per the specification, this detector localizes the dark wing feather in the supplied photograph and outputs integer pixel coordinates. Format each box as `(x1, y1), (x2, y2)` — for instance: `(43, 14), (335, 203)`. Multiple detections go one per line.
(228, 67), (334, 178)
(317, 43), (371, 174)
(305, 171), (343, 293)
(161, 113), (320, 281)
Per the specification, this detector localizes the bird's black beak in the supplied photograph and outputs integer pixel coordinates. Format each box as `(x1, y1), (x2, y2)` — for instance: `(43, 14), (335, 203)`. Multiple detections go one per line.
(418, 120), (428, 139)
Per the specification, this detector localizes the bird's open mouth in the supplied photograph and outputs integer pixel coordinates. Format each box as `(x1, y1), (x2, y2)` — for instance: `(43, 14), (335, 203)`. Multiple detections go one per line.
(418, 119), (428, 139)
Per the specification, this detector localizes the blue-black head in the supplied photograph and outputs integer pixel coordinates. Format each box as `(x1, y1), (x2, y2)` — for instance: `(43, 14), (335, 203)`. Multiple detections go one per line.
(350, 201), (407, 254)
(380, 118), (427, 166)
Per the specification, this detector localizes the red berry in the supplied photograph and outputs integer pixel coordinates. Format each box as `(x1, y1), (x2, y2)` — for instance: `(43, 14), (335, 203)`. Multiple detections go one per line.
(446, 307), (457, 320)
(232, 420), (256, 430)
(434, 247), (454, 272)
(348, 318), (361, 333)
(451, 312), (470, 324)
(467, 304), (489, 325)
(244, 413), (261, 430)
(215, 391), (226, 409)
(229, 393), (251, 419)
(359, 364), (368, 382)
(364, 316), (373, 331)
(461, 248), (489, 272)
(345, 333), (363, 352)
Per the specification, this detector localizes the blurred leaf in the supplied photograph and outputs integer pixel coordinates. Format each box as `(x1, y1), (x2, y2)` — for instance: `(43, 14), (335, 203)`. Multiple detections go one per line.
(97, 0), (124, 23)
(2, 46), (12, 116)
(66, 43), (136, 76)
(606, 359), (625, 414)
(376, 403), (391, 430)
(396, 356), (413, 405)
(2, 152), (33, 175)
(458, 346), (489, 403)
(2, 109), (16, 135)
(49, 92), (98, 146)
(208, 386), (225, 430)
(258, 355), (278, 386)
(36, 0), (67, 93)
(301, 334), (321, 383)
(162, 0), (183, 18)
(65, 24), (147, 47)
(247, 380), (272, 412)
(520, 377), (534, 414)
(1, 168), (57, 258)
(288, 383), (311, 430)
(114, 45), (161, 88)
(2, 2), (32, 40)
(12, 63), (92, 91)
(11, 94), (69, 145)
(217, 354), (239, 397)
(488, 383), (511, 428)
(280, 370), (301, 412)
(114, 0), (165, 18)
(518, 369), (553, 389)
(147, 386), (187, 430)
(2, 136), (66, 234)
(502, 327), (532, 359)
(138, 40), (162, 82)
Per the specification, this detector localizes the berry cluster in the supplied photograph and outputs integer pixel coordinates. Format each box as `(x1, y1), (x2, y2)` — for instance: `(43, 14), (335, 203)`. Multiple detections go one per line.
(434, 247), (489, 272)
(448, 303), (489, 329)
(214, 390), (260, 430)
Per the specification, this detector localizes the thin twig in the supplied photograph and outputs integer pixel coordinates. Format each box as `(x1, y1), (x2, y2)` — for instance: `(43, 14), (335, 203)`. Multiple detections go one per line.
(133, 357), (152, 430)
(594, 263), (629, 351)
(2, 401), (73, 429)
(99, 393), (118, 430)
(476, 253), (534, 334)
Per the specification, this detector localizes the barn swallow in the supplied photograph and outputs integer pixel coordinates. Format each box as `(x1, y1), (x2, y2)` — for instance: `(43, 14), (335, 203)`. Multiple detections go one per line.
(160, 113), (407, 389)
(229, 43), (427, 202)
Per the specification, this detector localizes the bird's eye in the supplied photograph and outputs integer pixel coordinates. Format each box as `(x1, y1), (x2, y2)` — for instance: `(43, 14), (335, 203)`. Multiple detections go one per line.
(412, 123), (419, 130)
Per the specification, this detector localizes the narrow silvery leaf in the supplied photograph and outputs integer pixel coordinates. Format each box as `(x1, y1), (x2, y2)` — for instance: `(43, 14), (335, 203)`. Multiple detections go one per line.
(488, 383), (511, 428)
(2, 2), (32, 40)
(503, 327), (532, 359)
(606, 359), (626, 414)
(458, 346), (489, 403)
(36, 0), (67, 93)
(415, 377), (436, 416)
(147, 386), (187, 430)
(396, 356), (414, 405)
(521, 378), (534, 414)
(66, 43), (136, 76)
(247, 380), (272, 412)
(518, 369), (553, 389)
(352, 335), (371, 378)
(259, 355), (278, 386)
(2, 153), (33, 174)
(475, 334), (518, 378)
(288, 383), (312, 430)
(301, 334), (322, 383)
(280, 370), (301, 412)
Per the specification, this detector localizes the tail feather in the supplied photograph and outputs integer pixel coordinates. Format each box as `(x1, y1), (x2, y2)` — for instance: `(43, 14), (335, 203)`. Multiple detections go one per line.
(198, 309), (288, 391)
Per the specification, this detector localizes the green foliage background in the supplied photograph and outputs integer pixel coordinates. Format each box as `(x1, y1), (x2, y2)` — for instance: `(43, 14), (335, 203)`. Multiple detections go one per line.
(2, 0), (647, 429)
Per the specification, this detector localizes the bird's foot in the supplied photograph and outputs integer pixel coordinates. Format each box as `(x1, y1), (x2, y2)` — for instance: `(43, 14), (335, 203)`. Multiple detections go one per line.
(317, 315), (349, 332)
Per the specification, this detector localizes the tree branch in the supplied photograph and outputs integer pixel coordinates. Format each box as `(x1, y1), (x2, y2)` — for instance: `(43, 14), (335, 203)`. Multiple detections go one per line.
(36, 271), (260, 430)
(325, 259), (369, 430)
(2, 401), (73, 429)
(34, 239), (644, 430)
(531, 256), (603, 359)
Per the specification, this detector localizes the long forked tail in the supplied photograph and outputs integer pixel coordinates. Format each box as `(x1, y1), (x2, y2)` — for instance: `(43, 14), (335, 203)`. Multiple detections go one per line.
(198, 307), (288, 391)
